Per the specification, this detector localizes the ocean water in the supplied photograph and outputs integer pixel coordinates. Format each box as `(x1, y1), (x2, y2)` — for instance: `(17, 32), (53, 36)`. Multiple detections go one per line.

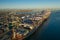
(25, 10), (60, 40)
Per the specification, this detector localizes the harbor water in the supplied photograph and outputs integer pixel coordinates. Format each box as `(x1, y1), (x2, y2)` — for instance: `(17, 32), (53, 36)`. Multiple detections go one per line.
(25, 10), (60, 40)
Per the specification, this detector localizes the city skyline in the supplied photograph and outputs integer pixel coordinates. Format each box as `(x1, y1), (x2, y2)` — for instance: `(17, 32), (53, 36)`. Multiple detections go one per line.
(0, 0), (60, 9)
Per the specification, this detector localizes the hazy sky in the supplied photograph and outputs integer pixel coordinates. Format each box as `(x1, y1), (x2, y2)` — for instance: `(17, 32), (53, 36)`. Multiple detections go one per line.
(0, 0), (60, 9)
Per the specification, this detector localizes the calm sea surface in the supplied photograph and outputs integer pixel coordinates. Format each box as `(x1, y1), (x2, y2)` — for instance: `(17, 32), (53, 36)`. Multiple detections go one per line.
(25, 10), (60, 40)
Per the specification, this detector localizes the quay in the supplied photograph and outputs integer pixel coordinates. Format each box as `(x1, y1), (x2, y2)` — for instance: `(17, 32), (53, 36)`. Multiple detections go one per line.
(0, 9), (51, 40)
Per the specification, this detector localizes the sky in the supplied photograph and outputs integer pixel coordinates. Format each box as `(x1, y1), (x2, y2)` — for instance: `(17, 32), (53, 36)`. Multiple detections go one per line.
(0, 0), (60, 9)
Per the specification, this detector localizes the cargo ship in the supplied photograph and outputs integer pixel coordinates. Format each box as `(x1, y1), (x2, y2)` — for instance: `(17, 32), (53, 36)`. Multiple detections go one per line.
(11, 9), (51, 40)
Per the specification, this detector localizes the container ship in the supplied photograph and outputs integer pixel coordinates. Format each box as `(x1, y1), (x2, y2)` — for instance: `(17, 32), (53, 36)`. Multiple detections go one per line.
(0, 9), (51, 40)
